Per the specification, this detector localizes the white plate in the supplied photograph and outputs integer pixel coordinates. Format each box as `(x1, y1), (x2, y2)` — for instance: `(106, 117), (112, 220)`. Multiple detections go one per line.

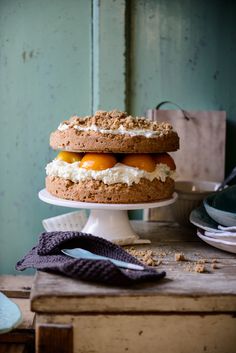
(39, 189), (178, 245)
(204, 232), (236, 242)
(190, 205), (221, 232)
(39, 189), (177, 210)
(197, 229), (236, 254)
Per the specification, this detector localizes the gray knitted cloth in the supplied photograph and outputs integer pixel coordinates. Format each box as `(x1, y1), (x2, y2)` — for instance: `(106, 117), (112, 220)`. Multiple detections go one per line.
(16, 231), (166, 285)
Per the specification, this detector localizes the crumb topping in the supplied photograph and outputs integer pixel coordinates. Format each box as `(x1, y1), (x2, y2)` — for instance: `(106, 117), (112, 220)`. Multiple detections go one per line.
(175, 253), (186, 261)
(61, 110), (173, 133)
(194, 264), (206, 273)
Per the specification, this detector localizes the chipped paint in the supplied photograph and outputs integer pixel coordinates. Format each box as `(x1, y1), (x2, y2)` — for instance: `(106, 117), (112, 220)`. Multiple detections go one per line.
(0, 0), (92, 274)
(0, 0), (236, 275)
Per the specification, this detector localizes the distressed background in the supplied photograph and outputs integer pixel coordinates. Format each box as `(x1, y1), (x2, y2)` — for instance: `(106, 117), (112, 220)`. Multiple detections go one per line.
(0, 0), (236, 274)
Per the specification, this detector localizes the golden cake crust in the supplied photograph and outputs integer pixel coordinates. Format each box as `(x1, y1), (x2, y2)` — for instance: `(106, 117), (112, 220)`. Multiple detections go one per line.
(46, 175), (175, 204)
(50, 110), (179, 153)
(50, 129), (179, 153)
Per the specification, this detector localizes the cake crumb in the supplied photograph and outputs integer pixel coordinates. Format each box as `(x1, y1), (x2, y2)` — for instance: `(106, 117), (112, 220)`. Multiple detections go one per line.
(184, 264), (193, 272)
(125, 248), (158, 267)
(194, 264), (205, 273)
(145, 258), (156, 266)
(67, 110), (174, 133)
(211, 263), (218, 270)
(175, 253), (185, 261)
(197, 259), (206, 264)
(212, 259), (218, 263)
(158, 251), (167, 257)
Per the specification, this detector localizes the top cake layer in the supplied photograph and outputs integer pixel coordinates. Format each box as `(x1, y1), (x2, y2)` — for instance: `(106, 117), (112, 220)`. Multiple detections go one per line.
(50, 110), (179, 153)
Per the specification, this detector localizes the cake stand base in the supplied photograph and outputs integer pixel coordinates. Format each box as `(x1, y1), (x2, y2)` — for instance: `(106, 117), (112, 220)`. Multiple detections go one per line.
(82, 209), (150, 245)
(39, 189), (177, 245)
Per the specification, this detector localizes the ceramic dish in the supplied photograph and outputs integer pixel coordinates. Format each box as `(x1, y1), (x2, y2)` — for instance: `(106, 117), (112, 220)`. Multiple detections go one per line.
(172, 180), (220, 226)
(190, 206), (236, 241)
(175, 180), (220, 199)
(212, 185), (236, 212)
(197, 229), (236, 254)
(189, 204), (221, 232)
(39, 189), (177, 245)
(204, 187), (236, 226)
(204, 231), (236, 242)
(43, 210), (87, 232)
(0, 292), (22, 334)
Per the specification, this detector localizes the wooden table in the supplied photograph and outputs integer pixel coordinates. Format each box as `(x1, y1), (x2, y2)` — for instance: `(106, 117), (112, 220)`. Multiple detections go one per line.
(0, 275), (35, 353)
(30, 221), (236, 353)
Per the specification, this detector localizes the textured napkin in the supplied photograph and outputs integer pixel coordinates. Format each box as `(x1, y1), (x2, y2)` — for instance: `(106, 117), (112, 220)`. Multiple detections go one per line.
(16, 232), (166, 285)
(204, 225), (236, 242)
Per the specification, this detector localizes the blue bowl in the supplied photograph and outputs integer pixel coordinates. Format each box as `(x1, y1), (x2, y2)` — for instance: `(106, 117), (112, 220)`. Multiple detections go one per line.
(203, 186), (236, 226)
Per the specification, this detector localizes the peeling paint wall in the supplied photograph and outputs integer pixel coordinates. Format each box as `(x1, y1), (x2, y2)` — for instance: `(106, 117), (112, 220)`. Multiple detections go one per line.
(0, 0), (92, 274)
(128, 0), (236, 175)
(0, 0), (236, 274)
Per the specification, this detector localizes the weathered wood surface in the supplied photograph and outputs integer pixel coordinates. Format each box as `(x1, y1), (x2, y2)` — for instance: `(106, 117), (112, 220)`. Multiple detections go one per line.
(36, 313), (236, 353)
(0, 344), (27, 353)
(147, 109), (226, 182)
(36, 323), (73, 353)
(12, 299), (35, 330)
(31, 221), (236, 313)
(0, 278), (35, 349)
(0, 298), (35, 344)
(0, 276), (33, 298)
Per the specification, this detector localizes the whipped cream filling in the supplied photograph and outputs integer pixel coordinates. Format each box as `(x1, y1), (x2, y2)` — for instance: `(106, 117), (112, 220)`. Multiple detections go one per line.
(57, 123), (70, 131)
(57, 123), (164, 138)
(46, 159), (175, 186)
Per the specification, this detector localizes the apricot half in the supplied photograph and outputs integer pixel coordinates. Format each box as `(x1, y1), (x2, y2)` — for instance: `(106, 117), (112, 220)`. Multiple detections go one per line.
(80, 153), (117, 171)
(56, 151), (82, 163)
(121, 154), (156, 172)
(153, 153), (176, 170)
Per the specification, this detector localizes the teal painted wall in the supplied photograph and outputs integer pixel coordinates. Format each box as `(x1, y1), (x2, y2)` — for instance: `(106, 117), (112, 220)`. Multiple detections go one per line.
(0, 0), (92, 274)
(128, 0), (236, 174)
(128, 0), (236, 219)
(0, 0), (236, 274)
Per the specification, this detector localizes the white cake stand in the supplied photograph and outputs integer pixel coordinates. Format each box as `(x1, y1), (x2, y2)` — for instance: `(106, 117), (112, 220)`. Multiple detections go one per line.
(39, 189), (177, 245)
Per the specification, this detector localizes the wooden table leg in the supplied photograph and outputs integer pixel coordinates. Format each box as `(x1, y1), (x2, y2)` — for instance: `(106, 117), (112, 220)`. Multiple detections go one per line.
(36, 324), (73, 353)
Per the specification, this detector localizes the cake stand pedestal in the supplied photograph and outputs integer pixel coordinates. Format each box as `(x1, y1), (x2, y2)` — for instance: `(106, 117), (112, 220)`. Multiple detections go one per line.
(39, 189), (177, 245)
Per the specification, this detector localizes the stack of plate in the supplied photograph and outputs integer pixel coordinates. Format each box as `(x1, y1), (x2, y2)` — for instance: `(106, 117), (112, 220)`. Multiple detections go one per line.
(190, 186), (236, 254)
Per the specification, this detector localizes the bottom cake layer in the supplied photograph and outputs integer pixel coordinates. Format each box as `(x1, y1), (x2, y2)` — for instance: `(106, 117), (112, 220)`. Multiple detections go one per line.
(46, 176), (174, 203)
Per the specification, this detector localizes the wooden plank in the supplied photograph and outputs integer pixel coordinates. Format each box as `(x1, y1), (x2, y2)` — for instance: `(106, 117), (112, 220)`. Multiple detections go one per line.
(130, 242), (236, 261)
(31, 270), (236, 313)
(133, 220), (198, 242)
(0, 332), (34, 345)
(30, 222), (236, 313)
(147, 109), (226, 182)
(36, 323), (73, 353)
(0, 276), (33, 298)
(0, 299), (35, 344)
(36, 314), (236, 353)
(132, 220), (236, 252)
(12, 299), (35, 330)
(0, 344), (27, 353)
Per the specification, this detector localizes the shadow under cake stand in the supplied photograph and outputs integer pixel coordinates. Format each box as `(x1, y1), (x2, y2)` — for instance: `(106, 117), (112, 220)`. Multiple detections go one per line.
(39, 189), (177, 245)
